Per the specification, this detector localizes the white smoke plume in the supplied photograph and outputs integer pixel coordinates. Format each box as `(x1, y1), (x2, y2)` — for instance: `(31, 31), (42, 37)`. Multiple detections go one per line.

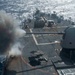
(9, 43), (22, 56)
(0, 10), (26, 56)
(14, 28), (26, 39)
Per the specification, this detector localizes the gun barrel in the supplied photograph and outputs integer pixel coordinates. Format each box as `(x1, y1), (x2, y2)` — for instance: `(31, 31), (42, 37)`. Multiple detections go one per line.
(26, 32), (64, 34)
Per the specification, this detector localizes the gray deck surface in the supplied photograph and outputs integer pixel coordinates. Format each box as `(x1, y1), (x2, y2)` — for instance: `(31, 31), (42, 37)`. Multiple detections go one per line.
(4, 27), (75, 75)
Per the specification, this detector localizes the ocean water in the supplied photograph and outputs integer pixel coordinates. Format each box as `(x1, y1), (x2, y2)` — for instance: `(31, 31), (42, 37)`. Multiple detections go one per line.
(0, 0), (75, 21)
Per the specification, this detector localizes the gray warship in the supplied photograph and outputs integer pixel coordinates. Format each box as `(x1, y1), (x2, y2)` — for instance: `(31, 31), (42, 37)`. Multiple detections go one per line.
(1, 9), (75, 75)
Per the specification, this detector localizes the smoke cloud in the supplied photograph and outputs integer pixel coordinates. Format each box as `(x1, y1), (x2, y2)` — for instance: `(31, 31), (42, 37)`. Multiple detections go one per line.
(9, 43), (22, 56)
(0, 10), (26, 56)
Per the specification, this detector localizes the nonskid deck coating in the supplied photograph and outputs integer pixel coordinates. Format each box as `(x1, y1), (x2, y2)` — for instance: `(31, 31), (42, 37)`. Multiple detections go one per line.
(5, 27), (75, 75)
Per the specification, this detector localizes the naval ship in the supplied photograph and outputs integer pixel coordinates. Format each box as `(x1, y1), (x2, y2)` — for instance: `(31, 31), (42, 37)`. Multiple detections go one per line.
(2, 9), (75, 75)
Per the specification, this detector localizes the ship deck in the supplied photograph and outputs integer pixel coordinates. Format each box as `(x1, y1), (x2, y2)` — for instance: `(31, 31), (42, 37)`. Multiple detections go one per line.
(5, 27), (75, 75)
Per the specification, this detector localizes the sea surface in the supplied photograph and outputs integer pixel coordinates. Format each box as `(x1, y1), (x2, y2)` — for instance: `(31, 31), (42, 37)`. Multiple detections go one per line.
(0, 0), (75, 21)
